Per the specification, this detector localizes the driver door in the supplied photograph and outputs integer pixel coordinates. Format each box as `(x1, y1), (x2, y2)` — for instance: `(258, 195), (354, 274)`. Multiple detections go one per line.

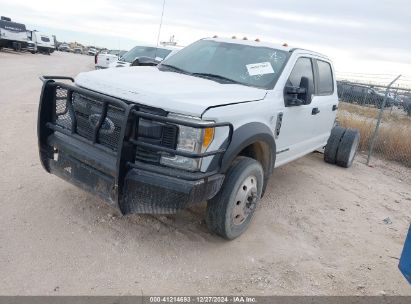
(275, 56), (322, 167)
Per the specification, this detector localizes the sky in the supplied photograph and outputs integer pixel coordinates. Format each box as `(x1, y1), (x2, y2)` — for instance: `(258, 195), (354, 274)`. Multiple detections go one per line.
(1, 0), (410, 85)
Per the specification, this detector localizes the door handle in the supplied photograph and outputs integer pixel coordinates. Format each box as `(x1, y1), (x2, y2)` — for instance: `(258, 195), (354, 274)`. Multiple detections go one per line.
(312, 107), (320, 115)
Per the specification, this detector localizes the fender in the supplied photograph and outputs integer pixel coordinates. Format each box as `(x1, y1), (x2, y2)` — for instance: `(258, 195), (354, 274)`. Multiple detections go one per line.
(218, 122), (276, 177)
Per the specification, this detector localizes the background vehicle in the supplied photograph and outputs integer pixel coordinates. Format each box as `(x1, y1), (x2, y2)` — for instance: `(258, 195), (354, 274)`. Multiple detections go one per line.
(29, 31), (55, 54)
(337, 82), (393, 108)
(26, 31), (37, 54)
(87, 47), (97, 56)
(73, 47), (83, 54)
(95, 49), (127, 69)
(0, 16), (28, 51)
(402, 96), (411, 116)
(109, 45), (180, 68)
(37, 38), (359, 240)
(58, 43), (71, 52)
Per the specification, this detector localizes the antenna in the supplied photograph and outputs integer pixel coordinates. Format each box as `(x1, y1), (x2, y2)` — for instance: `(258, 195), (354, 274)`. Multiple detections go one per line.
(155, 0), (166, 59)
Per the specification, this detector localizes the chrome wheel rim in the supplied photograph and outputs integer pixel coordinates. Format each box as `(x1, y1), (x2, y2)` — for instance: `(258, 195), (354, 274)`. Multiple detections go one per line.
(232, 175), (258, 226)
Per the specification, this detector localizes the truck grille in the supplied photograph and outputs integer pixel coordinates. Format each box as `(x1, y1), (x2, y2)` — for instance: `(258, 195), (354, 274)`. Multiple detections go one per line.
(54, 88), (125, 151)
(53, 86), (177, 161)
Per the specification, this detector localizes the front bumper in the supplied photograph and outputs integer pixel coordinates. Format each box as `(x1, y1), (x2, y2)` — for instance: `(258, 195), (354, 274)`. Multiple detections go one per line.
(38, 76), (232, 214)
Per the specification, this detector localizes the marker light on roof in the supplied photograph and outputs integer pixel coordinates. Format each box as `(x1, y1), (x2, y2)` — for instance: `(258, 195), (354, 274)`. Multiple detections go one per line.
(243, 37), (248, 40)
(283, 43), (288, 47)
(213, 35), (218, 38)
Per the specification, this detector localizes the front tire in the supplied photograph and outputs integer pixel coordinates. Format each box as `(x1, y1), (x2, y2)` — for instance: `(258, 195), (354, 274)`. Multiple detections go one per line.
(206, 157), (264, 240)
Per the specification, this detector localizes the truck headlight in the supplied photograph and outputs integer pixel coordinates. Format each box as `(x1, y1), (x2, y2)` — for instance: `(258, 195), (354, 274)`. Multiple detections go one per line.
(160, 113), (215, 171)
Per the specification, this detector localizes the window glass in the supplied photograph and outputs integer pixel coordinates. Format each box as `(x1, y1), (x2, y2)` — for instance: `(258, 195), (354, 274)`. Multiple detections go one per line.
(121, 46), (172, 63)
(161, 39), (289, 89)
(317, 60), (333, 95)
(287, 57), (314, 94)
(41, 36), (50, 42)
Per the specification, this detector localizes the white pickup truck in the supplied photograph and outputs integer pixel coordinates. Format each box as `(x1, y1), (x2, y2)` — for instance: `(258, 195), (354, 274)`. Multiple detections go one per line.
(108, 45), (180, 68)
(37, 37), (359, 239)
(95, 49), (127, 69)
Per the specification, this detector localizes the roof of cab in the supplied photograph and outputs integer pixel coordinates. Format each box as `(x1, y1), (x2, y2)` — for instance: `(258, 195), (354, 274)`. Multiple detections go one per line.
(203, 37), (330, 60)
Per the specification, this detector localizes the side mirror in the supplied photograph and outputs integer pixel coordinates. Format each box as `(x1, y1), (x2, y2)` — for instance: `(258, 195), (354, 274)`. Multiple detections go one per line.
(285, 76), (311, 106)
(131, 56), (159, 67)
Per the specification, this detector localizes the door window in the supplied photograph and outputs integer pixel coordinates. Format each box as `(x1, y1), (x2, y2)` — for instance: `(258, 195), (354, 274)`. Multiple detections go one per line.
(287, 57), (315, 104)
(317, 60), (334, 95)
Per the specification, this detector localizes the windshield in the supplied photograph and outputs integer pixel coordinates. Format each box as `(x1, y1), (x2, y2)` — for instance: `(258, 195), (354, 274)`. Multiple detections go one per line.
(160, 39), (289, 89)
(120, 46), (172, 63)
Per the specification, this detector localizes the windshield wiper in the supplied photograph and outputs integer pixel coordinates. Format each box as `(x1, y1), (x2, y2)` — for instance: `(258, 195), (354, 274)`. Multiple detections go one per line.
(191, 73), (240, 84)
(159, 64), (189, 74)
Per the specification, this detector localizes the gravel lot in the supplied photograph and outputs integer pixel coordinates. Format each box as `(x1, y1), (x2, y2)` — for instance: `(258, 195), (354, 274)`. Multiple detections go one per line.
(0, 50), (410, 296)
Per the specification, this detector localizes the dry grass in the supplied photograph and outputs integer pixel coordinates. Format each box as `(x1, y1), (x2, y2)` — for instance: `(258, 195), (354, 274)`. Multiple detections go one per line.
(339, 102), (411, 126)
(337, 103), (411, 167)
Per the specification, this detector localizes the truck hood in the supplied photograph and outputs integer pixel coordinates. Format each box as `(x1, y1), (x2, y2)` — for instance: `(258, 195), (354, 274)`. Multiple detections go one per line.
(75, 67), (267, 117)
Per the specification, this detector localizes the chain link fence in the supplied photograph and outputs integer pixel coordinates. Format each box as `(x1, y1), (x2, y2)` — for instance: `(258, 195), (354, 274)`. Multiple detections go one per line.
(336, 74), (411, 167)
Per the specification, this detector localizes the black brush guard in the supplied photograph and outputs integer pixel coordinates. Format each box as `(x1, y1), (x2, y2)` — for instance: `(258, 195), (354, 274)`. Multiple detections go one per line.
(38, 76), (233, 214)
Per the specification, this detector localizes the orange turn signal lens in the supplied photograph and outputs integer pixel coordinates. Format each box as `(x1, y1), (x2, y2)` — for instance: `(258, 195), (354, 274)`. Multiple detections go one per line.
(202, 128), (215, 150)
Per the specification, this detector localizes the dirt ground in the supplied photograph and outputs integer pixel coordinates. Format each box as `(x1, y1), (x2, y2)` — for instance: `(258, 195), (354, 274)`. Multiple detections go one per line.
(0, 50), (410, 296)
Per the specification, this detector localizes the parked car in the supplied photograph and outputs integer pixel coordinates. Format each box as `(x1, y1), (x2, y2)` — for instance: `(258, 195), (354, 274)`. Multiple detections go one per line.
(402, 96), (411, 116)
(0, 16), (29, 51)
(95, 49), (127, 69)
(108, 45), (180, 68)
(26, 41), (37, 54)
(337, 82), (393, 108)
(87, 47), (97, 56)
(73, 47), (83, 54)
(37, 37), (360, 239)
(58, 43), (71, 52)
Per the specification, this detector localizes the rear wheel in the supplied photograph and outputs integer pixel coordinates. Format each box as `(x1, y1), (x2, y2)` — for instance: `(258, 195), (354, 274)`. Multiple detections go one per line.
(336, 128), (360, 168)
(206, 157), (263, 240)
(324, 126), (346, 164)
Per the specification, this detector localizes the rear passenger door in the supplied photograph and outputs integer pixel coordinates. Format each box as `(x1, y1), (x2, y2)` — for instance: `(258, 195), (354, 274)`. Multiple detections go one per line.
(311, 59), (338, 148)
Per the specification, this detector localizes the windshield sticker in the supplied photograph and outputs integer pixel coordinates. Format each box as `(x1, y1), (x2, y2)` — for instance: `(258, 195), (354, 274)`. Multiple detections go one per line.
(246, 62), (275, 76)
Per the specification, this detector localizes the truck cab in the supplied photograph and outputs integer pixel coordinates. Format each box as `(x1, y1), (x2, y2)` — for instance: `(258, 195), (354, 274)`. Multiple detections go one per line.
(108, 45), (180, 68)
(37, 37), (359, 239)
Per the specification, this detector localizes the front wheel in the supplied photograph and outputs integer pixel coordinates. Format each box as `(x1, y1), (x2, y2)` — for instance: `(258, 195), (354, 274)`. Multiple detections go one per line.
(206, 157), (264, 240)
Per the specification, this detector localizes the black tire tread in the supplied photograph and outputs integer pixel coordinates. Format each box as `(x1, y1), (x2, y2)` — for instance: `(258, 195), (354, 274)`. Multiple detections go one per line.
(336, 128), (360, 168)
(206, 157), (262, 240)
(324, 126), (346, 164)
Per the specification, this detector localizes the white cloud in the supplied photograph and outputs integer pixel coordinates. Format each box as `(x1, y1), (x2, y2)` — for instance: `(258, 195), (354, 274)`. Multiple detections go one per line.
(0, 0), (410, 79)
